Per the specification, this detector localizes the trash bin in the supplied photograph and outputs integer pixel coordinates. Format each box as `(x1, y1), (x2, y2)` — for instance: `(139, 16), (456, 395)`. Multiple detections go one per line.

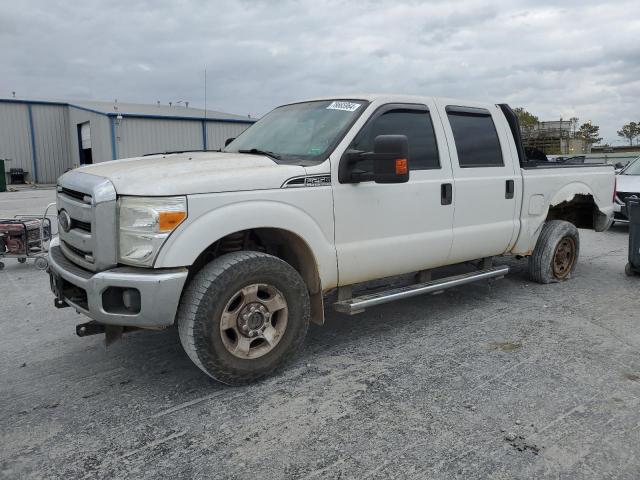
(625, 196), (640, 276)
(0, 159), (5, 192)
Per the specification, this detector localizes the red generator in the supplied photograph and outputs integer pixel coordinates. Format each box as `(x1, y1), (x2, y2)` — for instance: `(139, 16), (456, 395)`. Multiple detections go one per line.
(0, 218), (52, 270)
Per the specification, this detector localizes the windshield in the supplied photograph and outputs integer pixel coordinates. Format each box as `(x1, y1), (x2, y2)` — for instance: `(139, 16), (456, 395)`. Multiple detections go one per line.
(622, 158), (640, 175)
(224, 100), (368, 164)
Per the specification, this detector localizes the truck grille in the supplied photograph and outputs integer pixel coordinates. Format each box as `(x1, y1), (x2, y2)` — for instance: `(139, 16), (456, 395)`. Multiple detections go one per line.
(60, 187), (91, 203)
(61, 240), (91, 259)
(56, 172), (117, 272)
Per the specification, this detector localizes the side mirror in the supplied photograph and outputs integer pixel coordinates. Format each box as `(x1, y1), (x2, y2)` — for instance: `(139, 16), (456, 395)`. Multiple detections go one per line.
(224, 137), (235, 147)
(372, 135), (409, 184)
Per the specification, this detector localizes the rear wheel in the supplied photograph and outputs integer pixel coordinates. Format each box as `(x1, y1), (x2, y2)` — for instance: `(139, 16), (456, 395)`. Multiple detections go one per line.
(529, 220), (580, 284)
(177, 251), (310, 385)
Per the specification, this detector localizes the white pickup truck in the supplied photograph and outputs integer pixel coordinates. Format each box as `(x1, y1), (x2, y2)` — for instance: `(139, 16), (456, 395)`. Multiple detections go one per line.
(48, 95), (614, 385)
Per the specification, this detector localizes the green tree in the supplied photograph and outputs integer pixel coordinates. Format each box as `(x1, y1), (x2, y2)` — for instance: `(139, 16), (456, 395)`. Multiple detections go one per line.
(513, 107), (539, 132)
(575, 121), (602, 146)
(617, 122), (640, 146)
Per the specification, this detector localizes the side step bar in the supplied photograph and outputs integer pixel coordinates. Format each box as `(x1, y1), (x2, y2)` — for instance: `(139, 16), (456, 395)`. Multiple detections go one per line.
(333, 266), (510, 315)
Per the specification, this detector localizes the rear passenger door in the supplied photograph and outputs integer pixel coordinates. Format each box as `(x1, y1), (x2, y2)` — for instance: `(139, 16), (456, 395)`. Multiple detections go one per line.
(435, 102), (520, 263)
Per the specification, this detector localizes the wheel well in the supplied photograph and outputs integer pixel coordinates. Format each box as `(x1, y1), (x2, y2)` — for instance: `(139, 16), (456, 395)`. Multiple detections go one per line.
(188, 228), (325, 325)
(545, 194), (599, 229)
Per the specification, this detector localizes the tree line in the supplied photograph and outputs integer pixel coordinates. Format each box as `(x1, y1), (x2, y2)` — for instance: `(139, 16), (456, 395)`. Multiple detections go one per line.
(617, 122), (640, 146)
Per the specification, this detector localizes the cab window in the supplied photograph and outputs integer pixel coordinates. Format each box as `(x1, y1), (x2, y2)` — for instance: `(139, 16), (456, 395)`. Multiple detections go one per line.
(350, 109), (440, 170)
(447, 110), (504, 168)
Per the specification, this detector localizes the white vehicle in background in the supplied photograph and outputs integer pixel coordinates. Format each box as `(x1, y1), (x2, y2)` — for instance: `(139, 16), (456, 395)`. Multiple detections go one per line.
(48, 94), (615, 385)
(614, 157), (640, 223)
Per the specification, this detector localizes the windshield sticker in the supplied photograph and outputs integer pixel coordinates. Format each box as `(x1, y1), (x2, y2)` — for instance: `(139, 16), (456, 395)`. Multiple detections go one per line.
(327, 101), (361, 112)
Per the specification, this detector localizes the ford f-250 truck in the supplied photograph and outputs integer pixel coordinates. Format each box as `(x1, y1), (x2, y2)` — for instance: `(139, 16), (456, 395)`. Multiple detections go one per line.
(48, 95), (615, 385)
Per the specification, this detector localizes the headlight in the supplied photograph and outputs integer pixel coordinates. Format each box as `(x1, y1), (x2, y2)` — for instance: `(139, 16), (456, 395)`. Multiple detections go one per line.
(118, 196), (187, 266)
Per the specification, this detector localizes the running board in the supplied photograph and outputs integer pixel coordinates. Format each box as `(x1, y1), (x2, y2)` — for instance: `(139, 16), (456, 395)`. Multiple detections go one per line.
(333, 266), (510, 315)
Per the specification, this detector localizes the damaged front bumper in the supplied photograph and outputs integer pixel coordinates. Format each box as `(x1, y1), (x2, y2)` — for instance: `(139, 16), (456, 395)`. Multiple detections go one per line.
(48, 238), (188, 328)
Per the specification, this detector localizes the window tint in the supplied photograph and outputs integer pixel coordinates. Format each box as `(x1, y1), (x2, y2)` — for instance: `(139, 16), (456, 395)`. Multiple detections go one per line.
(447, 112), (504, 168)
(351, 109), (440, 170)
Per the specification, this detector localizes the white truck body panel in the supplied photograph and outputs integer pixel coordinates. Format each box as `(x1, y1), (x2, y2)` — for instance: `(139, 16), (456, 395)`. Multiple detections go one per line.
(156, 186), (339, 289)
(513, 166), (615, 254)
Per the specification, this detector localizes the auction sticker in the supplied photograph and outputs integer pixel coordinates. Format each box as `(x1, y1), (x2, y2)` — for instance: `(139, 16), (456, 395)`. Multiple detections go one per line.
(326, 101), (361, 112)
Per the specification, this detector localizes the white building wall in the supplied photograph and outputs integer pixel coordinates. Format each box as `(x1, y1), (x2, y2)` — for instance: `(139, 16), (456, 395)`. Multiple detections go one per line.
(1, 100), (256, 184)
(206, 121), (251, 150)
(0, 102), (34, 181)
(116, 118), (203, 158)
(31, 104), (72, 183)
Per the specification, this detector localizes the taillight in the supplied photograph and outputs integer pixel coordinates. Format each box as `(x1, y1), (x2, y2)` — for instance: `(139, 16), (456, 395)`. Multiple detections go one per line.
(613, 177), (617, 202)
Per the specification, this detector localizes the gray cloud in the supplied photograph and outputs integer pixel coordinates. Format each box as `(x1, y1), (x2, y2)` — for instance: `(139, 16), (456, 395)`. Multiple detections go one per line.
(1, 0), (639, 143)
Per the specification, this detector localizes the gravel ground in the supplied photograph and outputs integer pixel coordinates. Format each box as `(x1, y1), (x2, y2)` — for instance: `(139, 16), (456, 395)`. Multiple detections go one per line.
(1, 188), (639, 479)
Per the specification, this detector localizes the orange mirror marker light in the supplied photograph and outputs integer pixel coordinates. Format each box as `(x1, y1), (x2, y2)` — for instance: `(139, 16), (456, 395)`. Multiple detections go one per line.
(395, 158), (408, 175)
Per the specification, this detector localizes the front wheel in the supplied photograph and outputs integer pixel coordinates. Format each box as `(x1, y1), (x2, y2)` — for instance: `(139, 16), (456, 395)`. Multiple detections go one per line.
(529, 220), (580, 284)
(177, 251), (310, 385)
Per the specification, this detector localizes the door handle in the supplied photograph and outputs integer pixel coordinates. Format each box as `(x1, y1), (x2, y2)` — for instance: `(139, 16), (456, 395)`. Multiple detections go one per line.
(505, 179), (514, 199)
(441, 183), (452, 205)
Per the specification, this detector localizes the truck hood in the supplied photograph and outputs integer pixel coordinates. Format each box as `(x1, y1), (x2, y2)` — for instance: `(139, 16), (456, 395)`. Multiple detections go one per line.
(71, 152), (307, 196)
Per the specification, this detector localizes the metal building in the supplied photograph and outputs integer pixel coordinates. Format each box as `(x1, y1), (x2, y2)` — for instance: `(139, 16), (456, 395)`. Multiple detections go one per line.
(0, 98), (256, 184)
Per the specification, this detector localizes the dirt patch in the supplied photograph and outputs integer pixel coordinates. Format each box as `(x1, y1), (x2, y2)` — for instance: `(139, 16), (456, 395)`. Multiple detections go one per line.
(623, 372), (640, 381)
(505, 434), (540, 455)
(490, 341), (522, 352)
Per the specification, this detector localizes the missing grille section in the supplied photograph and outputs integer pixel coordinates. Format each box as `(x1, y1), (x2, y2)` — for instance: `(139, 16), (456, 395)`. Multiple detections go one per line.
(60, 188), (92, 203)
(62, 240), (92, 261)
(72, 219), (92, 232)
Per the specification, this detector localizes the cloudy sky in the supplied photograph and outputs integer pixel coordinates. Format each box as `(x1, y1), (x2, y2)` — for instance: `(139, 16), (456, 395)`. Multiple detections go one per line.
(2, 0), (639, 143)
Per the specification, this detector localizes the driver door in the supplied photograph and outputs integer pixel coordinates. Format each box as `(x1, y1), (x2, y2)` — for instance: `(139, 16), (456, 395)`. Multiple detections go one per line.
(331, 102), (455, 286)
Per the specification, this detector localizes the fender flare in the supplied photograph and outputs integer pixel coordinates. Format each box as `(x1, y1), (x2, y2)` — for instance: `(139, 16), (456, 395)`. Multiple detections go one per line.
(512, 182), (603, 255)
(548, 181), (598, 207)
(154, 200), (338, 289)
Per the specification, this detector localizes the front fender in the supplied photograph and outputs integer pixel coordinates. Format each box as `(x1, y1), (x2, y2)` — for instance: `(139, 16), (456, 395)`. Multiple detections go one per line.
(154, 198), (338, 289)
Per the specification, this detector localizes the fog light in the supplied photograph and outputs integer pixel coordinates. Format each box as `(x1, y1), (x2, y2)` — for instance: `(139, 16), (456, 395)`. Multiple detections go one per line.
(102, 287), (141, 314)
(122, 288), (141, 312)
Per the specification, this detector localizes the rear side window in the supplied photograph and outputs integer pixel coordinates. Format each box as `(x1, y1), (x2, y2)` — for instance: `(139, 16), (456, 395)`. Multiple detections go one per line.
(351, 109), (440, 170)
(447, 109), (503, 168)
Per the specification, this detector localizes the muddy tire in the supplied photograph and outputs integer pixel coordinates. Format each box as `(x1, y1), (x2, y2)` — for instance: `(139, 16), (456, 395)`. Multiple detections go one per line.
(177, 251), (310, 385)
(529, 220), (580, 284)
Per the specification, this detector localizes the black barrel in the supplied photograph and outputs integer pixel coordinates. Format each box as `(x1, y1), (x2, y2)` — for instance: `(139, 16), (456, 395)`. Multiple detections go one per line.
(626, 196), (640, 276)
(0, 159), (5, 192)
